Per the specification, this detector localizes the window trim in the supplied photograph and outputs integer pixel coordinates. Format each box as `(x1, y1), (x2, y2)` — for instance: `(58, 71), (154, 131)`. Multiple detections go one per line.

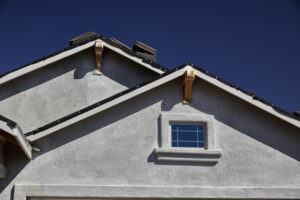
(160, 112), (216, 150)
(155, 112), (222, 164)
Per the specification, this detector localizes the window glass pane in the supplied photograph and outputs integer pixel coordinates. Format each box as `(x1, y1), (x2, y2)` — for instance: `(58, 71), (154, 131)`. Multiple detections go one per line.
(177, 125), (197, 131)
(197, 141), (205, 148)
(171, 130), (178, 140)
(171, 124), (205, 148)
(198, 133), (204, 141)
(178, 131), (197, 141)
(172, 141), (178, 147)
(197, 125), (204, 132)
(171, 124), (178, 130)
(178, 141), (198, 147)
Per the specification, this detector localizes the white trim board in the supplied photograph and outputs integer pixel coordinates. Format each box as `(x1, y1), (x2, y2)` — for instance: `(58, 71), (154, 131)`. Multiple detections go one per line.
(14, 184), (300, 200)
(27, 65), (300, 142)
(0, 39), (164, 85)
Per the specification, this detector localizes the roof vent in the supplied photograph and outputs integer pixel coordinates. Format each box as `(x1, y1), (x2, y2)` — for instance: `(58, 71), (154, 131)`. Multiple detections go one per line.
(110, 38), (131, 50)
(69, 32), (99, 46)
(133, 41), (157, 62)
(294, 111), (300, 118)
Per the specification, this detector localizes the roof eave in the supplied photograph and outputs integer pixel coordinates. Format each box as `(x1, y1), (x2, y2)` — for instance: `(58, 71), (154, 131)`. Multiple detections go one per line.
(0, 120), (32, 159)
(26, 64), (300, 142)
(0, 38), (165, 85)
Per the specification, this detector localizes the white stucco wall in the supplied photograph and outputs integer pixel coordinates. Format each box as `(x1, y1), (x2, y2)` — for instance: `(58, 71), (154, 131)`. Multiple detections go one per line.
(0, 48), (157, 133)
(1, 77), (299, 200)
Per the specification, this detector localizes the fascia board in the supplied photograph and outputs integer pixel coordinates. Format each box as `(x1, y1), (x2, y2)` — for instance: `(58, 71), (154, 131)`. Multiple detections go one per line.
(14, 125), (32, 159)
(194, 68), (300, 128)
(27, 67), (186, 142)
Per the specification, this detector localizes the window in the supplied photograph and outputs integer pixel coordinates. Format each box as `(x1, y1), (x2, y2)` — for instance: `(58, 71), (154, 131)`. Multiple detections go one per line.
(154, 112), (222, 164)
(171, 124), (205, 148)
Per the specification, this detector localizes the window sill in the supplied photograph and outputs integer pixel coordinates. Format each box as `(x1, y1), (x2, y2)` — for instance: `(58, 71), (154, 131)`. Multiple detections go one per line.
(154, 148), (222, 163)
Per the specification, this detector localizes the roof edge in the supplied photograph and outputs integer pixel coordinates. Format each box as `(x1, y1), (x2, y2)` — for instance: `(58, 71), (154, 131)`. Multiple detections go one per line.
(25, 64), (300, 142)
(0, 34), (167, 85)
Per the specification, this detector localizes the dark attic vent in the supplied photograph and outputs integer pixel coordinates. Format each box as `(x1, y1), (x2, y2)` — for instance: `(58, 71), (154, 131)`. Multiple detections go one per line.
(294, 111), (300, 118)
(109, 37), (131, 50)
(133, 41), (157, 62)
(69, 32), (99, 46)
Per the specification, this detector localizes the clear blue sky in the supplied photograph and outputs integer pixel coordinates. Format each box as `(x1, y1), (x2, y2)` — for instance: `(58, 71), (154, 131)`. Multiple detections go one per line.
(0, 0), (299, 113)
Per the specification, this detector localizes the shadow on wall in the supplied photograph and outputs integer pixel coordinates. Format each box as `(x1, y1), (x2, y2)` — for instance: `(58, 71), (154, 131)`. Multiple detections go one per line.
(30, 80), (171, 158)
(31, 78), (211, 167)
(2, 76), (298, 197)
(73, 66), (90, 79)
(102, 49), (158, 88)
(31, 76), (300, 166)
(0, 143), (29, 193)
(29, 79), (181, 160)
(0, 49), (93, 102)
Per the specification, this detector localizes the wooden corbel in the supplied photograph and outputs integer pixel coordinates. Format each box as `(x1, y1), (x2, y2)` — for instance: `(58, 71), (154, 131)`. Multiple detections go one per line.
(183, 69), (195, 104)
(94, 40), (104, 75)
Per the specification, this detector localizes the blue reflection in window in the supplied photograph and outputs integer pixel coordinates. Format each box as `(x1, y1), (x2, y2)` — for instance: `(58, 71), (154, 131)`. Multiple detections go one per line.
(171, 124), (204, 148)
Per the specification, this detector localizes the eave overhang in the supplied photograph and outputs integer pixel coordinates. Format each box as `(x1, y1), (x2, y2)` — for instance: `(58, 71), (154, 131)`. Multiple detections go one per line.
(25, 64), (300, 142)
(0, 117), (32, 159)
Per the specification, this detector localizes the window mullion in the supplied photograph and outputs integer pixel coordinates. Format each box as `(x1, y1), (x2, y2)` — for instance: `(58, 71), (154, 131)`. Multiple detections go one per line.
(196, 127), (198, 147)
(177, 126), (179, 147)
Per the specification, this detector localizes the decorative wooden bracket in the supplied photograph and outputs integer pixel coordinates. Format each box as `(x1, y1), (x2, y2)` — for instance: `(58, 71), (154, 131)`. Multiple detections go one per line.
(183, 68), (195, 104)
(94, 40), (104, 75)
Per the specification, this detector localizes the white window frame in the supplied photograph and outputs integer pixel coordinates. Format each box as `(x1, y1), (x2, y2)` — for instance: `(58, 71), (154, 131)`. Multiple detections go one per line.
(154, 112), (222, 164)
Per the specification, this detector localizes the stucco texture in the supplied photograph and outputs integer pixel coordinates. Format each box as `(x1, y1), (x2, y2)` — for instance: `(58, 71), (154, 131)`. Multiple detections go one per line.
(0, 48), (157, 133)
(1, 77), (299, 199)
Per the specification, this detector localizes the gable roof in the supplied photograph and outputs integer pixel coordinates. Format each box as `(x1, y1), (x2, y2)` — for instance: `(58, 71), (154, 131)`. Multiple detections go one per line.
(0, 33), (167, 85)
(24, 63), (300, 142)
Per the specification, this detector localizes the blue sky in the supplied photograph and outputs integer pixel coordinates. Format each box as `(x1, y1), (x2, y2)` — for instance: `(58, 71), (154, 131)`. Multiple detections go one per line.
(0, 0), (299, 113)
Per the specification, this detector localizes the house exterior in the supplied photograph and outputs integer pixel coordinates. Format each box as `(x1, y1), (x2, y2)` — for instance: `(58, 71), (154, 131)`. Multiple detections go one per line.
(0, 32), (299, 200)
